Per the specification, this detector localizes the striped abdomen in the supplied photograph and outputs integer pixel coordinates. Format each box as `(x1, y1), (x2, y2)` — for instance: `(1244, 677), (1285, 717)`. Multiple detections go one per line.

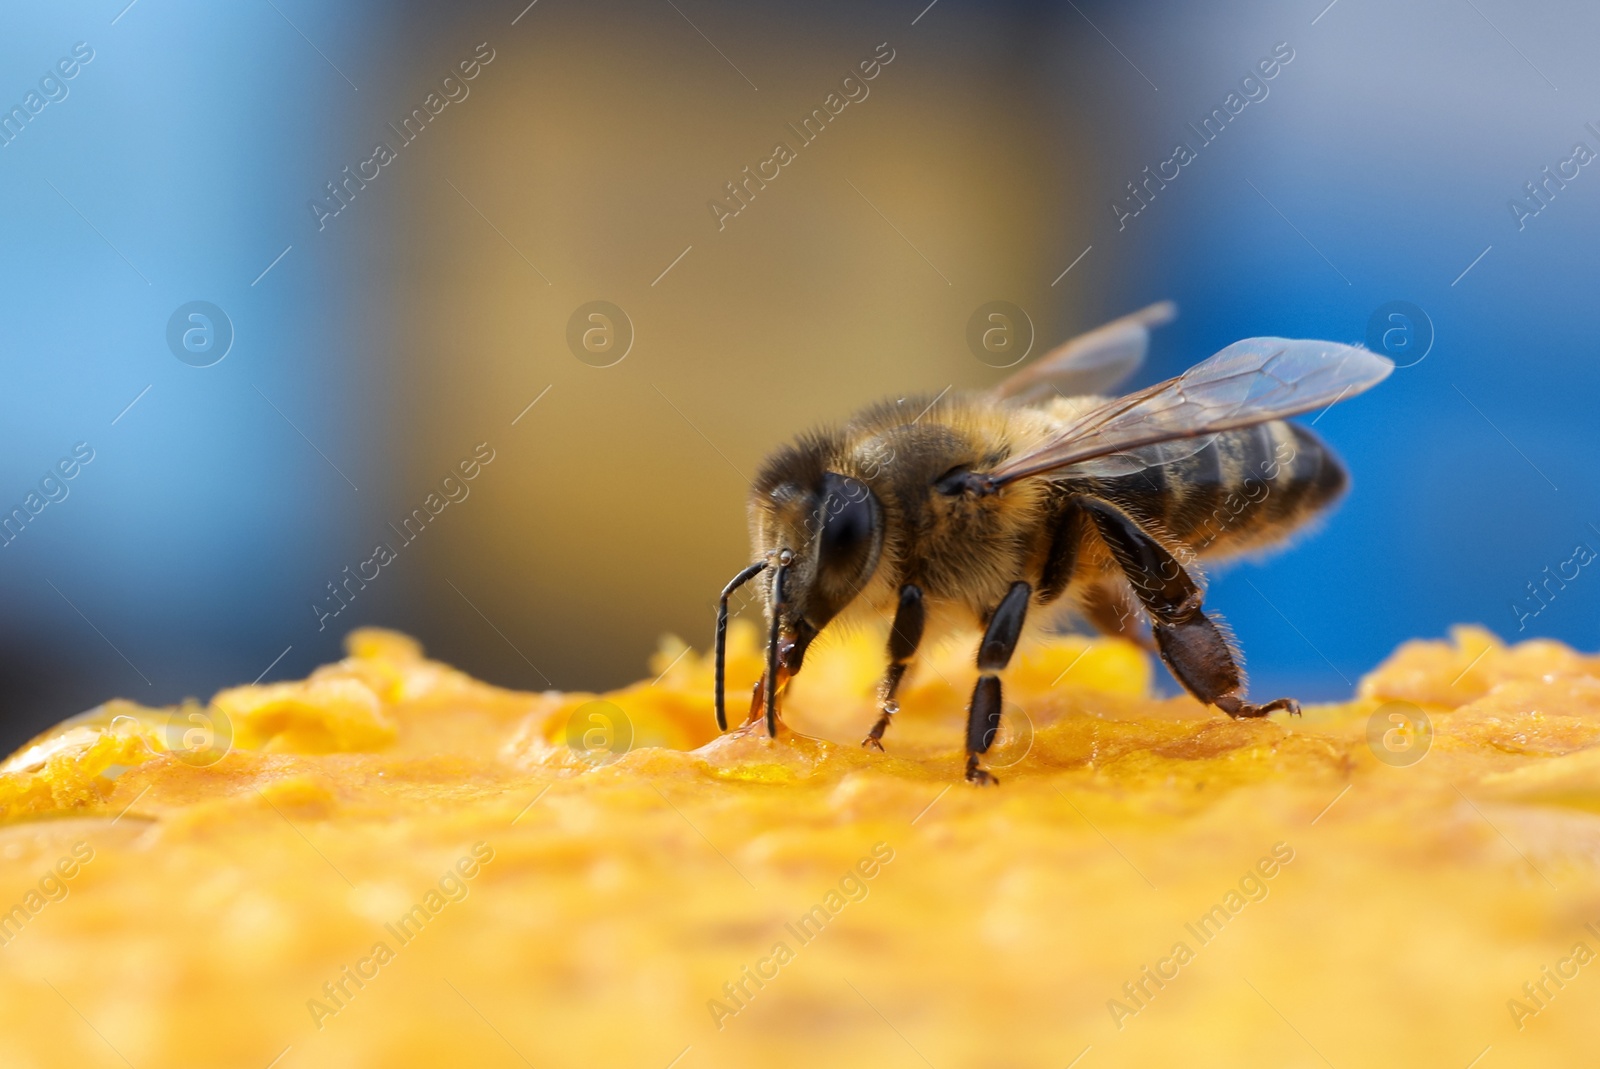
(1084, 420), (1347, 560)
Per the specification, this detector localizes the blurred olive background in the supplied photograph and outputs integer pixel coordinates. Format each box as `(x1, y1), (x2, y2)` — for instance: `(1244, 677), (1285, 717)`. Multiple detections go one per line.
(2, 0), (1597, 749)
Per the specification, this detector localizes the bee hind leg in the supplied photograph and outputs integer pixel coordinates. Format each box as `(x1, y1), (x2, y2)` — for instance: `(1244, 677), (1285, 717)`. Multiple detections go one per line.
(965, 580), (1032, 785)
(1079, 496), (1300, 720)
(864, 584), (924, 751)
(1151, 609), (1300, 719)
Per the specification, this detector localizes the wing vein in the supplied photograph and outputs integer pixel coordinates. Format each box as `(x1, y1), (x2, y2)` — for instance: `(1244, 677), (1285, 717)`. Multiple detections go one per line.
(990, 338), (1392, 484)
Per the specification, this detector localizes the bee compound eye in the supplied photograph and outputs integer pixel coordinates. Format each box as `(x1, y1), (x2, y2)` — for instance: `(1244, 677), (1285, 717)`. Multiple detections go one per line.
(817, 473), (877, 567)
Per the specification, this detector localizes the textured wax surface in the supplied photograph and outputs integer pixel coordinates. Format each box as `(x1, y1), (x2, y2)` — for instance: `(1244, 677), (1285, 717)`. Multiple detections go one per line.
(0, 624), (1597, 1068)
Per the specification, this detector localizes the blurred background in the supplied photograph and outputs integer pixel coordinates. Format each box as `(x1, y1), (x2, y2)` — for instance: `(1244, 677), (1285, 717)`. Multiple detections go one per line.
(0, 0), (1596, 750)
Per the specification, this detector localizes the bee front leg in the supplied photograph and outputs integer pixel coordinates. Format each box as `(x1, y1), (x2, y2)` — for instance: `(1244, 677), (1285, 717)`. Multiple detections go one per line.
(965, 580), (1031, 785)
(864, 584), (925, 751)
(1079, 496), (1300, 720)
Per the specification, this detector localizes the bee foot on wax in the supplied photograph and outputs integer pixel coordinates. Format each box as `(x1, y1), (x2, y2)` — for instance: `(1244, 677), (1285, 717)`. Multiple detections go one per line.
(964, 757), (1000, 786)
(1221, 696), (1301, 719)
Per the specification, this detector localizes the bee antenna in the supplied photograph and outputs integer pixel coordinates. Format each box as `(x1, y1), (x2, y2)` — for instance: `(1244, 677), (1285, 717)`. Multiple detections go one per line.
(764, 558), (790, 738)
(714, 560), (768, 731)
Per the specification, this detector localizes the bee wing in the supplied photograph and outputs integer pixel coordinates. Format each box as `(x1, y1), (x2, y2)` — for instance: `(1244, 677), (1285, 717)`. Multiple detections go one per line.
(992, 301), (1176, 405)
(988, 338), (1394, 485)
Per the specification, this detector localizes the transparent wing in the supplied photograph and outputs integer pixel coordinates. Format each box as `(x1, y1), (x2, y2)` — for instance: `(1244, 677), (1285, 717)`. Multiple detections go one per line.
(988, 338), (1394, 485)
(1058, 435), (1223, 479)
(992, 301), (1176, 405)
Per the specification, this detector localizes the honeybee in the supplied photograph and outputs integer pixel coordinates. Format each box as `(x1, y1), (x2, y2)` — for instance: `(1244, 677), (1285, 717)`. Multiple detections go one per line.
(714, 302), (1392, 784)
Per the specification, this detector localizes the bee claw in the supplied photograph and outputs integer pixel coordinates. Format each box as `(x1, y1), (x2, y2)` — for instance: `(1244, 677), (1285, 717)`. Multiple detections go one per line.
(964, 757), (1000, 786)
(861, 736), (885, 753)
(1224, 696), (1301, 719)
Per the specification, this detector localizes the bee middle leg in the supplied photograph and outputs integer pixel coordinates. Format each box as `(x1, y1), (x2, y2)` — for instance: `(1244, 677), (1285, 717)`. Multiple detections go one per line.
(863, 584), (924, 751)
(965, 580), (1032, 785)
(1079, 496), (1299, 720)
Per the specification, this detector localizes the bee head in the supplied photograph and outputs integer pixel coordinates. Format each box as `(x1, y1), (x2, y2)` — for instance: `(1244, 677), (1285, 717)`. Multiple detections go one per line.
(750, 445), (886, 674)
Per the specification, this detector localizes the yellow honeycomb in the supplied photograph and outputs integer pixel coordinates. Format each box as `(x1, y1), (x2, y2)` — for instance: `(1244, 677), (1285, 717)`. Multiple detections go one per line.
(0, 622), (1597, 1067)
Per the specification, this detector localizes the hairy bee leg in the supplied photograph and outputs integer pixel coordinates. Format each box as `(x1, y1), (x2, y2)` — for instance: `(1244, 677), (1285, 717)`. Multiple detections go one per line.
(862, 664), (906, 752)
(1079, 496), (1300, 719)
(965, 580), (1031, 785)
(864, 585), (924, 751)
(965, 677), (1002, 785)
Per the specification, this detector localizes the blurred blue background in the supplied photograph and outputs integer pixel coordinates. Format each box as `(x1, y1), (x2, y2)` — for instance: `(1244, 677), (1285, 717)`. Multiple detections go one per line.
(0, 0), (1594, 749)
